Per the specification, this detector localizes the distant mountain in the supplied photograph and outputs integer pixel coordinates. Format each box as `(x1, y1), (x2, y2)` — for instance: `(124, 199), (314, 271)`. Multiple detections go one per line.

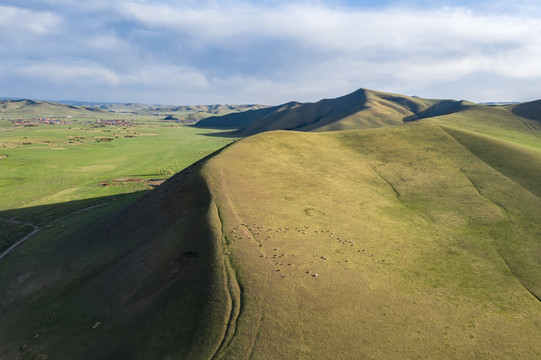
(195, 88), (473, 135)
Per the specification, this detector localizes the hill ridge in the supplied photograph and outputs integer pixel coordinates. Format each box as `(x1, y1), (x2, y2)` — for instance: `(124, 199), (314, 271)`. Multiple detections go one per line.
(195, 88), (475, 135)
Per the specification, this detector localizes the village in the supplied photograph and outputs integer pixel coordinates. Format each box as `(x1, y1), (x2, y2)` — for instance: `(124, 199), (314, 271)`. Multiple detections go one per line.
(5, 117), (140, 126)
(7, 117), (71, 125)
(87, 119), (140, 126)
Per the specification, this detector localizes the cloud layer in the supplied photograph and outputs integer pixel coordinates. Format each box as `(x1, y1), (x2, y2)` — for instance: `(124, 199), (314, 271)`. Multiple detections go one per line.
(1, 0), (540, 104)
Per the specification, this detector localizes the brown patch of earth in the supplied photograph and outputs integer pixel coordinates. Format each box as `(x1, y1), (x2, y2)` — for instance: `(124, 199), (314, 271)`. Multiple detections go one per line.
(99, 178), (165, 188)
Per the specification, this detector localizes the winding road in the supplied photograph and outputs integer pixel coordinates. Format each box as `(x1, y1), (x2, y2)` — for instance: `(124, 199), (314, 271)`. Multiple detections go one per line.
(0, 202), (109, 263)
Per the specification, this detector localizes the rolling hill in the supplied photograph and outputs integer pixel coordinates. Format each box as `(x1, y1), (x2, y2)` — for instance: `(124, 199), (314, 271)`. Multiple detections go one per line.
(195, 88), (475, 135)
(1, 89), (541, 359)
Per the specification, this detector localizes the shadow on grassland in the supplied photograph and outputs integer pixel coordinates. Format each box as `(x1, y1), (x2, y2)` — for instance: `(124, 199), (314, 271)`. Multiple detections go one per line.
(0, 163), (225, 360)
(0, 192), (146, 257)
(188, 125), (242, 138)
(0, 192), (145, 226)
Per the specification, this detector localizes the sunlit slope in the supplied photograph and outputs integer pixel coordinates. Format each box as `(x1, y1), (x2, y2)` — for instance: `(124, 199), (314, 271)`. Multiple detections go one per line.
(196, 88), (470, 135)
(203, 123), (541, 359)
(1, 122), (540, 359)
(440, 126), (541, 197)
(427, 103), (541, 147)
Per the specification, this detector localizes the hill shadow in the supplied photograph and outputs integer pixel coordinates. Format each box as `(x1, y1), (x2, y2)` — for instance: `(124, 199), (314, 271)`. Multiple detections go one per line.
(186, 125), (241, 138)
(512, 100), (541, 122)
(0, 192), (145, 226)
(0, 161), (222, 358)
(0, 192), (146, 260)
(198, 129), (243, 138)
(403, 100), (471, 122)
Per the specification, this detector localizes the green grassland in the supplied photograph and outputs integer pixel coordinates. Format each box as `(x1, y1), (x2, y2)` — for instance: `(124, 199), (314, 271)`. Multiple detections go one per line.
(0, 92), (540, 359)
(0, 120), (234, 209)
(0, 113), (237, 259)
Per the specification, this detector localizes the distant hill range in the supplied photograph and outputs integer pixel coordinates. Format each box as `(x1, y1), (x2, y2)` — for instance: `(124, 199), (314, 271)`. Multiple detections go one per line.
(0, 98), (267, 120)
(55, 101), (267, 115)
(0, 99), (107, 116)
(195, 88), (540, 135)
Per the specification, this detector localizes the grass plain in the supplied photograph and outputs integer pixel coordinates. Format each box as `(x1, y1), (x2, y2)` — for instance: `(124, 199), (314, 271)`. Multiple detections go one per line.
(0, 118), (234, 209)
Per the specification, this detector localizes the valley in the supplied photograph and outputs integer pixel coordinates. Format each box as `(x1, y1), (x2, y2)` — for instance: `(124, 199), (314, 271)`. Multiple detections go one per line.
(0, 90), (540, 359)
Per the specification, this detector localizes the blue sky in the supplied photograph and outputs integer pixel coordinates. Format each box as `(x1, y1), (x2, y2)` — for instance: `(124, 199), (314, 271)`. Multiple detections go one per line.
(0, 0), (540, 104)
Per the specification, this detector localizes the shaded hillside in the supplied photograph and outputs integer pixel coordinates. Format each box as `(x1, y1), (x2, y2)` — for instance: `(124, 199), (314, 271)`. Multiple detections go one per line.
(0, 99), (107, 116)
(194, 102), (300, 129)
(0, 160), (230, 359)
(511, 99), (541, 122)
(1, 120), (540, 358)
(195, 88), (472, 135)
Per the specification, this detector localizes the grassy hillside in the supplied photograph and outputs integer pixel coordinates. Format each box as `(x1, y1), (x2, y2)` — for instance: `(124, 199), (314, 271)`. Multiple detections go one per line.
(428, 103), (541, 142)
(195, 88), (472, 135)
(2, 118), (540, 358)
(200, 124), (541, 359)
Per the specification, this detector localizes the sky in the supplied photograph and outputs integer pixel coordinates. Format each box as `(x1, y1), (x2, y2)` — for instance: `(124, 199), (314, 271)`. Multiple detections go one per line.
(0, 0), (540, 105)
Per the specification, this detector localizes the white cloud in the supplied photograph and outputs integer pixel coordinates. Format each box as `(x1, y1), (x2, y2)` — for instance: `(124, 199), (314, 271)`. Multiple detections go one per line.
(11, 62), (120, 87)
(0, 5), (61, 35)
(1, 1), (541, 103)
(120, 64), (210, 88)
